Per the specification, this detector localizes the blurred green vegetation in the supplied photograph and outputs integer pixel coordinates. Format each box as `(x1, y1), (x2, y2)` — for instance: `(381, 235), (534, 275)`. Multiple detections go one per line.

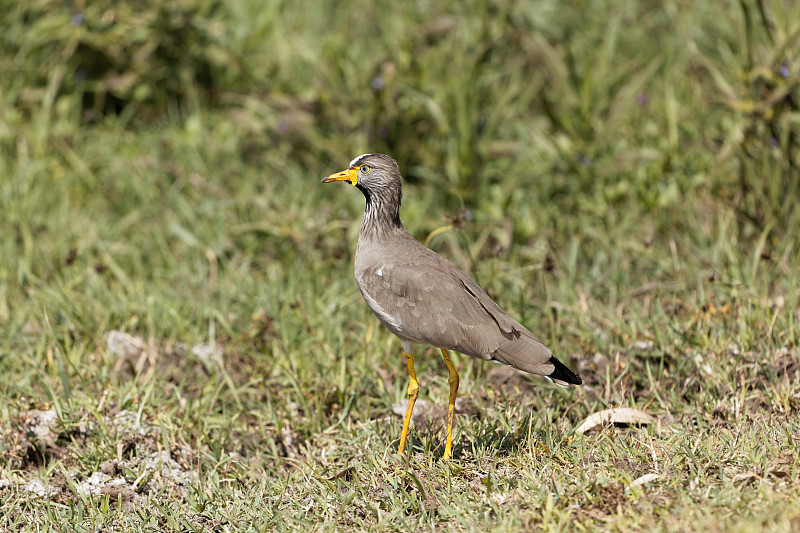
(3, 0), (798, 233)
(1, 0), (799, 530)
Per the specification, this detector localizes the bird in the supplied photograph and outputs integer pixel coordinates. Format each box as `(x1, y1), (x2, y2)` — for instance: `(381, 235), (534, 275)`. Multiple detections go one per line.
(322, 153), (581, 460)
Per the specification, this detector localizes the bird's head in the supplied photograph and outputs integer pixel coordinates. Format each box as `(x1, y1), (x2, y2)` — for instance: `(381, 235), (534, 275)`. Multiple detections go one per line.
(321, 153), (401, 194)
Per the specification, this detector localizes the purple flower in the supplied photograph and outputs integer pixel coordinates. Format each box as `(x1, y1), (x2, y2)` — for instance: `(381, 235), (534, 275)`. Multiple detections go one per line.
(780, 63), (789, 78)
(371, 77), (384, 90)
(636, 91), (648, 106)
(71, 13), (83, 26)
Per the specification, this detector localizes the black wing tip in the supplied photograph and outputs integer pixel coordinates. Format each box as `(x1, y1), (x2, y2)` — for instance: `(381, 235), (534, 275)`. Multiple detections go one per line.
(548, 356), (582, 385)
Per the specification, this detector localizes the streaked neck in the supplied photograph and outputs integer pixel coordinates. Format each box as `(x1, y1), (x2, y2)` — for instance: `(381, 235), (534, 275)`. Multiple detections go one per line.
(358, 184), (403, 237)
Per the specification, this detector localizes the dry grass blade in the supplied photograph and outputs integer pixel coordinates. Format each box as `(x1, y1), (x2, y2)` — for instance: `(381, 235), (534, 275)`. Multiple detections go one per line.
(629, 473), (660, 489)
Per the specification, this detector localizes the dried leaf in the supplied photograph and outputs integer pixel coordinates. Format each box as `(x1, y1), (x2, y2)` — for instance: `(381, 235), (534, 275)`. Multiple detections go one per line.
(392, 399), (444, 427)
(732, 472), (760, 486)
(576, 407), (655, 434)
(392, 398), (477, 427)
(327, 466), (356, 483)
(769, 470), (790, 480)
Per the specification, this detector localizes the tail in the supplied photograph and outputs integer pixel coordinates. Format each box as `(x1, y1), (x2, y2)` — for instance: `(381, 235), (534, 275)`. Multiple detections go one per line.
(547, 355), (582, 386)
(490, 333), (582, 386)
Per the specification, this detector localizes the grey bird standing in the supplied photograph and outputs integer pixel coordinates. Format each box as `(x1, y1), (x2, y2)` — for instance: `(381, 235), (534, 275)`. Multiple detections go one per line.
(322, 153), (581, 459)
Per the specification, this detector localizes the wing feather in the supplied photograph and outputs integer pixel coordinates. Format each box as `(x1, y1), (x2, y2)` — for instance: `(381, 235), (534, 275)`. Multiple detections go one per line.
(356, 253), (557, 376)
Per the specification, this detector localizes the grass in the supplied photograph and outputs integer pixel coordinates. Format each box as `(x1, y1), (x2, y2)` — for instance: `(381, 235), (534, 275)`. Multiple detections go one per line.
(1, 0), (799, 530)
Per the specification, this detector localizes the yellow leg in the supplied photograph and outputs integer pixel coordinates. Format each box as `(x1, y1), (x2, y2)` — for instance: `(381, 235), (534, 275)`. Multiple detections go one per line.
(398, 348), (419, 456)
(440, 348), (459, 460)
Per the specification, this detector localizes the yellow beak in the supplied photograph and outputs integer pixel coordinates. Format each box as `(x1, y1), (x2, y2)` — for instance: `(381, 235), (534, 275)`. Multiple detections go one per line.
(321, 167), (358, 186)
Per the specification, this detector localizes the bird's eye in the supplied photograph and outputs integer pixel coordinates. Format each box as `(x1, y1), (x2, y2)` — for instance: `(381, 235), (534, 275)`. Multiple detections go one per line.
(360, 165), (371, 174)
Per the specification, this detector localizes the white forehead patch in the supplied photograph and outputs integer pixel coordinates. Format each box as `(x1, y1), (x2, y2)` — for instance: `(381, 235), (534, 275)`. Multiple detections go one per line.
(349, 153), (373, 167)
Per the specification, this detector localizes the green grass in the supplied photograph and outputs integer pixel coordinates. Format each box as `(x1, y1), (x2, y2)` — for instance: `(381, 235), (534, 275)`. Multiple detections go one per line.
(1, 0), (799, 531)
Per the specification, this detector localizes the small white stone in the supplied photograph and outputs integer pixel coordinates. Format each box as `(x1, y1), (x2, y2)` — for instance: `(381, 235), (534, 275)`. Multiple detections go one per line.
(78, 471), (112, 497)
(24, 479), (49, 497)
(192, 343), (219, 360)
